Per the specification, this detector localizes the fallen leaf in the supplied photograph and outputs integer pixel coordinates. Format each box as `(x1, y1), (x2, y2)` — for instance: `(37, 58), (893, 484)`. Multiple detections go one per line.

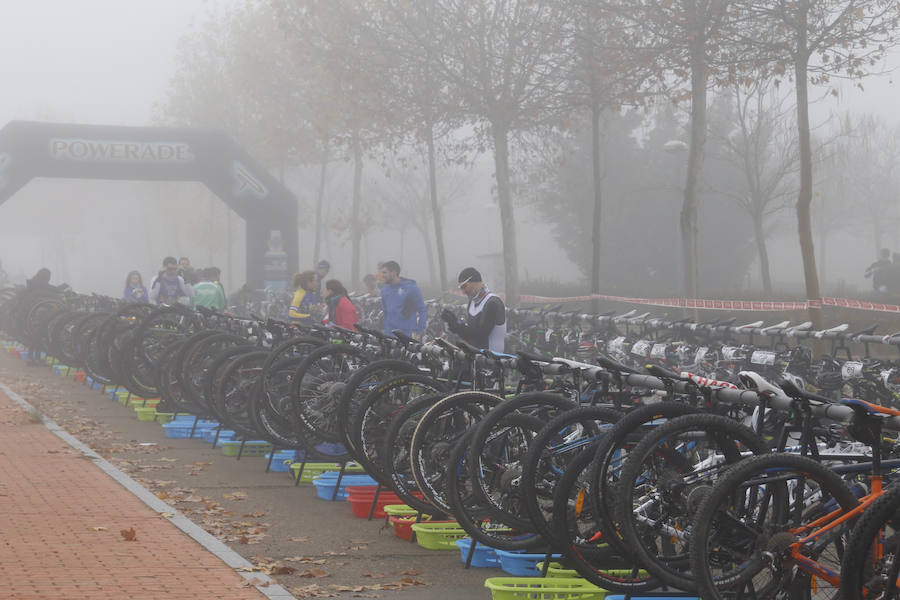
(120, 527), (137, 541)
(322, 551), (347, 557)
(223, 491), (248, 501)
(239, 535), (250, 544)
(89, 526), (107, 532)
(158, 457), (177, 462)
(397, 569), (420, 576)
(289, 536), (310, 542)
(155, 491), (170, 500)
(298, 568), (329, 578)
(360, 572), (384, 578)
(284, 556), (327, 564)
(180, 495), (203, 502)
(269, 565), (296, 575)
(160, 512), (175, 518)
(239, 577), (270, 588)
(243, 511), (265, 517)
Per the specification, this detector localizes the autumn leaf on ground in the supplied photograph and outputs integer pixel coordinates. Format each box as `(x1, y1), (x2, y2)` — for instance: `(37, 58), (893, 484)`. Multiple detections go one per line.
(268, 565), (296, 575)
(397, 569), (420, 576)
(285, 556), (327, 564)
(223, 491), (248, 501)
(322, 551), (347, 557)
(242, 511), (265, 517)
(298, 568), (329, 578)
(289, 536), (310, 542)
(89, 526), (107, 532)
(160, 512), (175, 518)
(155, 491), (170, 500)
(239, 577), (270, 588)
(290, 584), (339, 598)
(120, 527), (137, 541)
(158, 457), (177, 462)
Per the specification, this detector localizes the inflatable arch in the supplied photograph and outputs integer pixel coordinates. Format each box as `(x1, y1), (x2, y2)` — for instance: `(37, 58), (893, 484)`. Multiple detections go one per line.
(0, 120), (298, 288)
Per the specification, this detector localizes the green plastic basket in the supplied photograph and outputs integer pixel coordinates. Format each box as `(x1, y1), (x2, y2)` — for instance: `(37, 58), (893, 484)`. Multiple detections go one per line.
(383, 504), (420, 518)
(410, 522), (467, 550)
(154, 412), (175, 424)
(290, 462), (365, 483)
(534, 564), (647, 581)
(484, 577), (608, 600)
(134, 407), (157, 422)
(221, 440), (272, 457)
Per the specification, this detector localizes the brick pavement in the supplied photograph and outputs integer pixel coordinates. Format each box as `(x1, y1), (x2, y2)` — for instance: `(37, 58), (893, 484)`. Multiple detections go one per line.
(0, 389), (271, 599)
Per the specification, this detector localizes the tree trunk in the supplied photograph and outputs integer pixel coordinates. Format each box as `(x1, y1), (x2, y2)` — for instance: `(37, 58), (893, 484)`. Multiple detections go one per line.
(682, 39), (707, 304)
(313, 140), (329, 266)
(351, 131), (363, 290)
(491, 122), (520, 307)
(419, 223), (438, 288)
(590, 101), (603, 314)
(752, 211), (772, 295)
(794, 40), (824, 342)
(425, 120), (448, 290)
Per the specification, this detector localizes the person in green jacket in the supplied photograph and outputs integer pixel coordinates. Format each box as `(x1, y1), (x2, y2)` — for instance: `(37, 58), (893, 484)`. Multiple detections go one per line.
(191, 267), (226, 310)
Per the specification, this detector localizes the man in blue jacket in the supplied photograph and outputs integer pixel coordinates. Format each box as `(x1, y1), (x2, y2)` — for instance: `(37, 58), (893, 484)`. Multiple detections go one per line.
(379, 261), (427, 337)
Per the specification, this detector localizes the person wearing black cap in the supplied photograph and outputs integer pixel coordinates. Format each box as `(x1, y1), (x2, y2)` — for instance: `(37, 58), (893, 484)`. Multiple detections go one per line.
(440, 267), (506, 353)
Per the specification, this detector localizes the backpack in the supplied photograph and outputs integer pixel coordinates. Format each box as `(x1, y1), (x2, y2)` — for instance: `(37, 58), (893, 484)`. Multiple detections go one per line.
(156, 274), (182, 303)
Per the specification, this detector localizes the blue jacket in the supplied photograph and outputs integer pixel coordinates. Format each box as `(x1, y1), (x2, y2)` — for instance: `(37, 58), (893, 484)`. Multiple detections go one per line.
(381, 277), (427, 335)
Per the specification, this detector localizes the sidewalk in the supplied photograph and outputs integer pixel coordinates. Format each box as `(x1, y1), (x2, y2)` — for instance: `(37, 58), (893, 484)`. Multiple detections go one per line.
(0, 387), (283, 599)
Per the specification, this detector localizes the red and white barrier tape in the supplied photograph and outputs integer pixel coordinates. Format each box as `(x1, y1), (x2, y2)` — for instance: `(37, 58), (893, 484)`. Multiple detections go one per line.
(445, 291), (900, 313)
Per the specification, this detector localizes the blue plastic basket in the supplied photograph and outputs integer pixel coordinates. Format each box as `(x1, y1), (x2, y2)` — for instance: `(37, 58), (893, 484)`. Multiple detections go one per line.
(312, 473), (378, 500)
(162, 423), (193, 438)
(265, 450), (295, 472)
(496, 550), (563, 577)
(200, 427), (235, 443)
(455, 538), (501, 568)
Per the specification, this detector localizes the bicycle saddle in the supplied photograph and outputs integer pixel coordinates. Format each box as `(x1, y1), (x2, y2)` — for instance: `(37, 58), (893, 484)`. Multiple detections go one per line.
(840, 397), (900, 417)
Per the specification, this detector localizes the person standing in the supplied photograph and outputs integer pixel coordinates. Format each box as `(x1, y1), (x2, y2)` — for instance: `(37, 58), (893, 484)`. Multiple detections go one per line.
(313, 260), (330, 294)
(864, 248), (893, 293)
(441, 267), (506, 353)
(191, 268), (227, 310)
(322, 279), (358, 330)
(123, 271), (148, 303)
(379, 261), (426, 337)
(149, 257), (194, 305)
(289, 270), (318, 325)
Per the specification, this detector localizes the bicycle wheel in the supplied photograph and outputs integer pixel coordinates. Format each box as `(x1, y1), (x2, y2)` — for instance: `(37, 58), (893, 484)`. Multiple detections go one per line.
(841, 482), (900, 600)
(290, 344), (371, 444)
(382, 393), (449, 516)
(690, 453), (858, 600)
(350, 373), (447, 485)
(337, 358), (420, 459)
(614, 413), (768, 592)
(520, 405), (621, 543)
(447, 411), (548, 551)
(248, 356), (305, 450)
(213, 350), (269, 438)
(260, 336), (325, 417)
(551, 444), (659, 593)
(587, 401), (699, 557)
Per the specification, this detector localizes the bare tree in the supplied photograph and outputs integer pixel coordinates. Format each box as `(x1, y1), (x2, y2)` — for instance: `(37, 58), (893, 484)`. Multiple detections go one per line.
(716, 81), (797, 293)
(387, 0), (576, 305)
(734, 0), (900, 330)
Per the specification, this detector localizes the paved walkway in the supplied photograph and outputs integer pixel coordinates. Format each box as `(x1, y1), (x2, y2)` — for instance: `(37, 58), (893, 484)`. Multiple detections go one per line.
(0, 387), (276, 599)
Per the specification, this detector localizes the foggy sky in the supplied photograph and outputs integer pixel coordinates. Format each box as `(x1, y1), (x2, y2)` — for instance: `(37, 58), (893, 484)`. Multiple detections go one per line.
(1, 0), (898, 296)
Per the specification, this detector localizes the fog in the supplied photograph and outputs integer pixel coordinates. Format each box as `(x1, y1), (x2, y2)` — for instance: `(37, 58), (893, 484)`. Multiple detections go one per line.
(1, 1), (899, 303)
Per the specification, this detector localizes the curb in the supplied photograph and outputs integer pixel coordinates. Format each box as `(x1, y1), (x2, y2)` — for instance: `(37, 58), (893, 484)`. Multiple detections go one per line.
(0, 382), (297, 600)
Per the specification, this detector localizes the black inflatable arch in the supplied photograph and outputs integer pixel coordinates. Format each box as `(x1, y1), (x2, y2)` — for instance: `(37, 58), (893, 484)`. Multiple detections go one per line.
(0, 120), (298, 288)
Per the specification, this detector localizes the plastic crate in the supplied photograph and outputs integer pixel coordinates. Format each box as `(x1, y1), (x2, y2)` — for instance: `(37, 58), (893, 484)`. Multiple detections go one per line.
(200, 428), (235, 444)
(134, 407), (157, 422)
(154, 412), (175, 424)
(410, 522), (467, 550)
(53, 365), (70, 375)
(265, 450), (295, 472)
(347, 488), (407, 519)
(162, 423), (194, 438)
(383, 504), (419, 518)
(290, 461), (365, 481)
(220, 440), (272, 457)
(455, 538), (501, 567)
(312, 473), (377, 501)
(484, 577), (608, 600)
(605, 597), (697, 600)
(496, 550), (563, 577)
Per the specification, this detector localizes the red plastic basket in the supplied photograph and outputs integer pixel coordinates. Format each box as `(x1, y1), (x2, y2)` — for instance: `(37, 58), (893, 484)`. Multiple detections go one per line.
(347, 489), (407, 519)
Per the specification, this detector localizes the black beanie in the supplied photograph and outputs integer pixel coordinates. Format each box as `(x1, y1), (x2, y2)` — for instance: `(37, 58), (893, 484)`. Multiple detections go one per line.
(457, 267), (482, 284)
